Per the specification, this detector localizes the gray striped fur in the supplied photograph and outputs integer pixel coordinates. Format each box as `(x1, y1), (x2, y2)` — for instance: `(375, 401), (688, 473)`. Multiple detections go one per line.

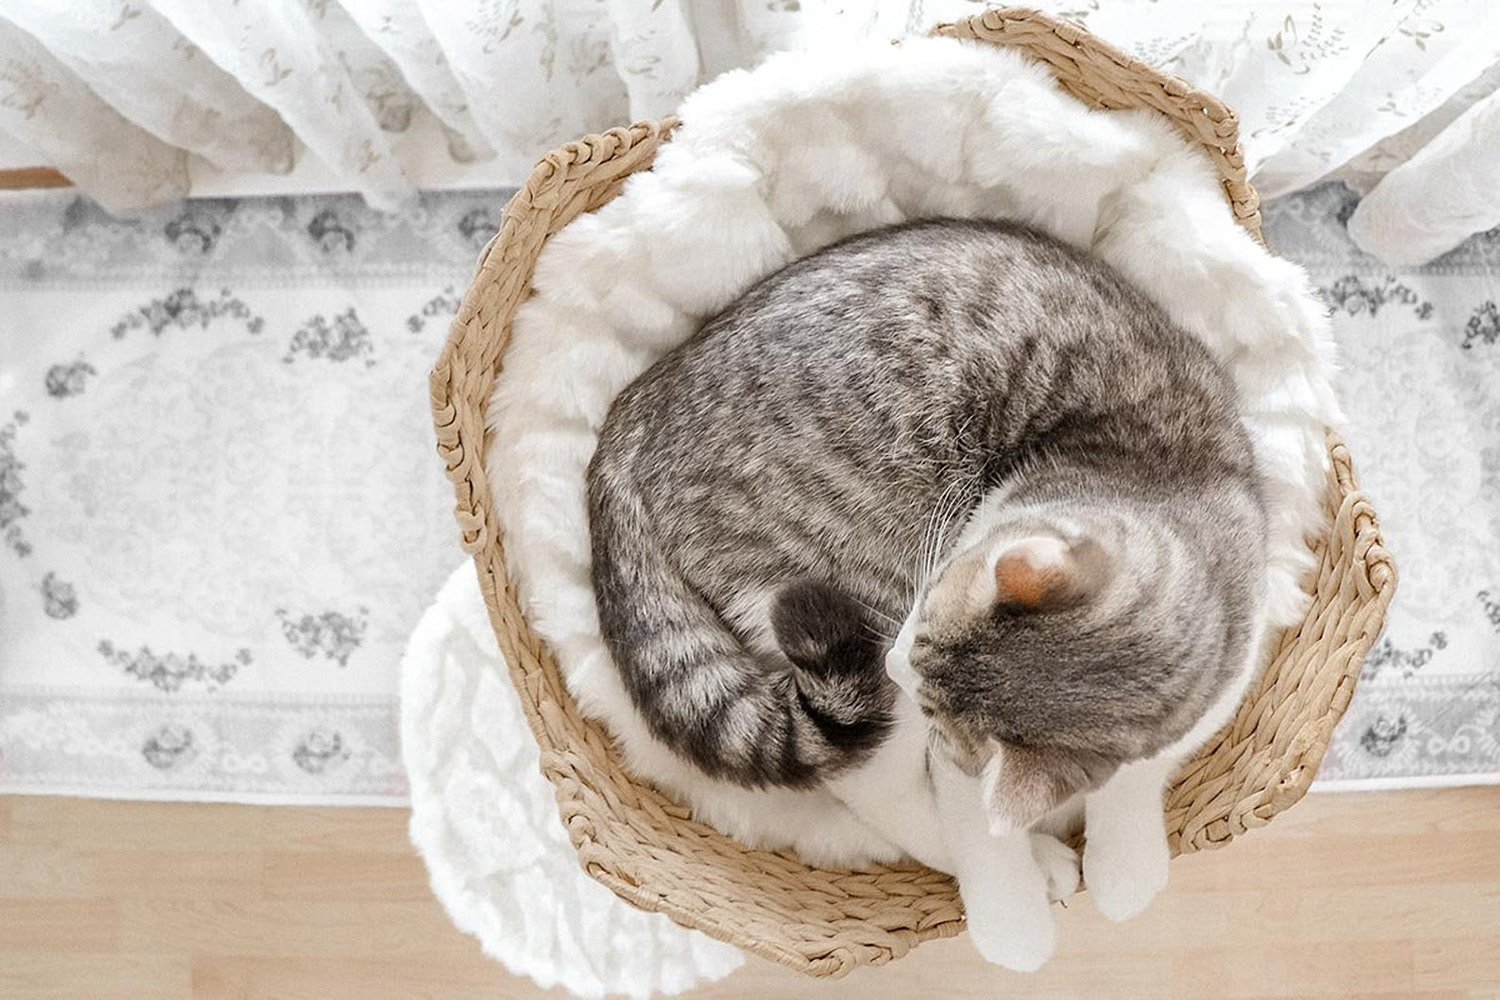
(587, 219), (1266, 793)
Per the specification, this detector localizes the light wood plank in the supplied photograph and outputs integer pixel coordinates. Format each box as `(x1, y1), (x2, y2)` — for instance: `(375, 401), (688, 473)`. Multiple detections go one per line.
(192, 957), (526, 1000)
(0, 846), (260, 902)
(0, 900), (119, 953)
(1171, 939), (1417, 998)
(7, 798), (266, 852)
(0, 788), (1496, 999)
(0, 845), (93, 900)
(1414, 937), (1500, 996)
(261, 849), (435, 901)
(119, 900), (491, 961)
(0, 955), (189, 1000)
(93, 850), (262, 902)
(260, 806), (412, 853)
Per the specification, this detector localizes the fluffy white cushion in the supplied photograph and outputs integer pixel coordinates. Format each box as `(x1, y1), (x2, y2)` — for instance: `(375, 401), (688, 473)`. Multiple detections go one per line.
(485, 36), (1340, 865)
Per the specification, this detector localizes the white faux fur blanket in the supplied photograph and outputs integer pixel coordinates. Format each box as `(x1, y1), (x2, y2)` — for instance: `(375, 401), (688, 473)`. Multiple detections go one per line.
(402, 565), (746, 998)
(484, 36), (1340, 865)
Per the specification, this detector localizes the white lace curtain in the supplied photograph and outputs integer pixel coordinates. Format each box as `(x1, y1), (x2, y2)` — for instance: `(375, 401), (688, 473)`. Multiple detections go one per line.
(2, 0), (1498, 264)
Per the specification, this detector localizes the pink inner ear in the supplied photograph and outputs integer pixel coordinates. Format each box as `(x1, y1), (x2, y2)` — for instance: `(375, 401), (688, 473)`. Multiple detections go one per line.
(994, 537), (1072, 608)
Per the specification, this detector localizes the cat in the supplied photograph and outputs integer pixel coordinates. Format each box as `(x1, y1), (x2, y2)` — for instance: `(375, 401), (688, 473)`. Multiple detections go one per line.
(585, 217), (1269, 969)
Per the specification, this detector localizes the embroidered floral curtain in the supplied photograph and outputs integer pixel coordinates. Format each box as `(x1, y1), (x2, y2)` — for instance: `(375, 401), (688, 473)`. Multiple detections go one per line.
(1, 0), (1497, 262)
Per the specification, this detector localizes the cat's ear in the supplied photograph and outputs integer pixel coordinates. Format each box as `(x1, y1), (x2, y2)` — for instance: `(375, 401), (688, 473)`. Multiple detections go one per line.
(990, 536), (1103, 611)
(979, 741), (1116, 836)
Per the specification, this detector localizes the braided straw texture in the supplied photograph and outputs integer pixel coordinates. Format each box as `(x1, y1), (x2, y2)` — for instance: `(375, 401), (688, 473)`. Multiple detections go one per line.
(427, 6), (1395, 978)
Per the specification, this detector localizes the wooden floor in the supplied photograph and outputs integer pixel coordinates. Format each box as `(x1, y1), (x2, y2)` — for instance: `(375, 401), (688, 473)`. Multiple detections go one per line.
(1, 789), (1497, 999)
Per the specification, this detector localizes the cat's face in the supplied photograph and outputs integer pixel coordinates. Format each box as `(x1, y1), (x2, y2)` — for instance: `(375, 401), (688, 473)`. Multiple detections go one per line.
(899, 516), (1258, 833)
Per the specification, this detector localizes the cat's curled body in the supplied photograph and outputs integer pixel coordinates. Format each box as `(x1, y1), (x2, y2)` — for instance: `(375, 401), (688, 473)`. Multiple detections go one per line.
(587, 219), (1268, 970)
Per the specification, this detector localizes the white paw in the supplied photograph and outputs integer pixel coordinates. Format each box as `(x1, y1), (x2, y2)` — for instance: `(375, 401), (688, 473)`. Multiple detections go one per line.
(965, 893), (1057, 973)
(1029, 833), (1081, 902)
(1082, 833), (1169, 922)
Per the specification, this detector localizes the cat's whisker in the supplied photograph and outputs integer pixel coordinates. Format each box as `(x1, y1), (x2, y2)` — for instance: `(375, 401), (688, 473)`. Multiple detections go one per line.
(853, 598), (903, 630)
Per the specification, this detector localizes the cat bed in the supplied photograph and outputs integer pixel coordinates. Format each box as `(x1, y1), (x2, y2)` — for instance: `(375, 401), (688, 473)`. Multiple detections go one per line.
(421, 6), (1395, 978)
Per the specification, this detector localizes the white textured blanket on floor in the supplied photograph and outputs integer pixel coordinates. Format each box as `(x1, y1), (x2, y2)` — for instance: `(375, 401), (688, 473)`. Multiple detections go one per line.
(401, 564), (744, 999)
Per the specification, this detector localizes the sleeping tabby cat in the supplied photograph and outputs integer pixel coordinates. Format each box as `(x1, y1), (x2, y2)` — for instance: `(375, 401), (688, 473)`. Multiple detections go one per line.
(586, 218), (1268, 969)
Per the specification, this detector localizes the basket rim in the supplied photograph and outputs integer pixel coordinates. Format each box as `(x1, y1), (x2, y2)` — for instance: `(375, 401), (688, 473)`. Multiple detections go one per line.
(425, 4), (1396, 978)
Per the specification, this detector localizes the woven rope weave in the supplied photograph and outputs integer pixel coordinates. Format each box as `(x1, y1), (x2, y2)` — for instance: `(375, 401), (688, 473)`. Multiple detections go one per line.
(427, 6), (1395, 978)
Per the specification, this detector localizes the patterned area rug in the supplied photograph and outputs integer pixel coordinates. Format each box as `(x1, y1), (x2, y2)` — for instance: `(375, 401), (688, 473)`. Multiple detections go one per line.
(0, 190), (496, 803)
(0, 182), (1495, 804)
(1265, 183), (1500, 790)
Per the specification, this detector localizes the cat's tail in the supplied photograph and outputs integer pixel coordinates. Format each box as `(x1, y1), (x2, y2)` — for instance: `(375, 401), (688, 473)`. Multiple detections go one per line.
(591, 517), (892, 787)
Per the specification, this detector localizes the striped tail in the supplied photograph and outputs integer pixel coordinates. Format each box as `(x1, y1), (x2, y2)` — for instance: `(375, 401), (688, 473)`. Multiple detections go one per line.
(589, 495), (893, 787)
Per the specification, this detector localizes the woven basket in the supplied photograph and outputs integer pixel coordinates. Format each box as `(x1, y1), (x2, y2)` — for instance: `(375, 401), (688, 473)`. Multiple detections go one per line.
(428, 6), (1396, 979)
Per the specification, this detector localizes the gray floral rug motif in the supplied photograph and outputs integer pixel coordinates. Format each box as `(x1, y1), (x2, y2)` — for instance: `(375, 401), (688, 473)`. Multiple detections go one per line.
(1265, 182), (1500, 789)
(0, 182), (1494, 804)
(0, 189), (504, 804)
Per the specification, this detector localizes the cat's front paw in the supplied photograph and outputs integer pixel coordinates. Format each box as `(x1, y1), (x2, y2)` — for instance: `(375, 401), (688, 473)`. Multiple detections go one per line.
(1082, 830), (1169, 922)
(964, 892), (1057, 973)
(1029, 833), (1081, 902)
